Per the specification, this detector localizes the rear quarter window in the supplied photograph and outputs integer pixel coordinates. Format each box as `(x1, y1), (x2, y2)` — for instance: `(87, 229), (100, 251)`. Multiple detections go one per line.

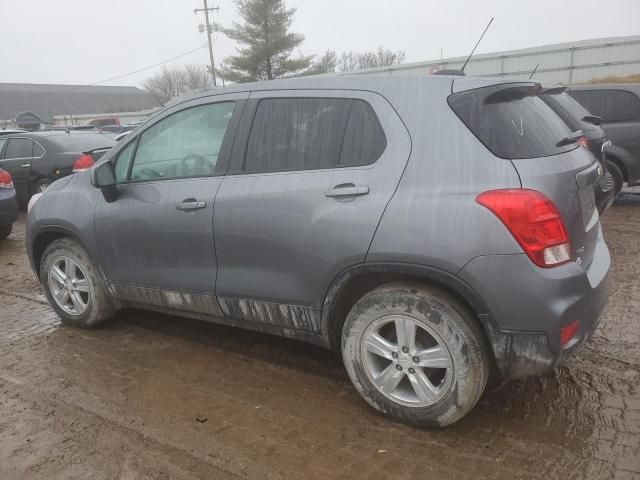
(449, 85), (575, 159)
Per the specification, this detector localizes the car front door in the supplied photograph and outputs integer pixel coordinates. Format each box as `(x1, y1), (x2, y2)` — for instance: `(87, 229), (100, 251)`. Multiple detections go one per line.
(213, 90), (411, 335)
(94, 93), (247, 315)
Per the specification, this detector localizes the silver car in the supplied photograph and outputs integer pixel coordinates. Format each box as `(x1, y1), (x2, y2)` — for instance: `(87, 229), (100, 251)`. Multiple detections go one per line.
(26, 75), (610, 427)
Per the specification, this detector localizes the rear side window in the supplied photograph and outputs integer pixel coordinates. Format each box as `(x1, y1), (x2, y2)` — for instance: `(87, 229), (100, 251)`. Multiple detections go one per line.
(243, 98), (385, 173)
(33, 143), (44, 157)
(568, 89), (640, 123)
(4, 138), (33, 158)
(449, 85), (575, 159)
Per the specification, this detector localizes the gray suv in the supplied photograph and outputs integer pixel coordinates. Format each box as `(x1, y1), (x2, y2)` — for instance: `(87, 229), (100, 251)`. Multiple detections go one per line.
(26, 76), (610, 427)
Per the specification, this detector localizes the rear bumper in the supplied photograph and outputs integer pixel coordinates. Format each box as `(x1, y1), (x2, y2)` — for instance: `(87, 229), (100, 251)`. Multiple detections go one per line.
(0, 189), (19, 226)
(459, 225), (610, 379)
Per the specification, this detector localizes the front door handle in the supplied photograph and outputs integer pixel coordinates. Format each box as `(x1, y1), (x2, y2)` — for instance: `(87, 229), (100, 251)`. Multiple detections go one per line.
(325, 183), (370, 198)
(21, 163), (31, 168)
(176, 200), (206, 211)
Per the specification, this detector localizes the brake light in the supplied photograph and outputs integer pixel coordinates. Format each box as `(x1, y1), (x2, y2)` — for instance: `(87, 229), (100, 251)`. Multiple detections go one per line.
(0, 170), (13, 189)
(72, 154), (95, 172)
(577, 136), (590, 150)
(476, 189), (571, 268)
(560, 320), (580, 347)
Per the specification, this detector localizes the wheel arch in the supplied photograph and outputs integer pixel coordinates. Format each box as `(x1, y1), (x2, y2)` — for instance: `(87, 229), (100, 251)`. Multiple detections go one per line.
(30, 226), (92, 280)
(321, 262), (496, 354)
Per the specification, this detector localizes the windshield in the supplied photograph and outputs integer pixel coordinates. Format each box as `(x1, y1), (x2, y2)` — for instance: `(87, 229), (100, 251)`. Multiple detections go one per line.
(449, 85), (576, 159)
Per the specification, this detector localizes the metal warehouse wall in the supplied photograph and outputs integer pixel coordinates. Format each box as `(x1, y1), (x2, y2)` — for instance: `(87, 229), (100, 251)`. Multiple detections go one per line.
(343, 35), (640, 85)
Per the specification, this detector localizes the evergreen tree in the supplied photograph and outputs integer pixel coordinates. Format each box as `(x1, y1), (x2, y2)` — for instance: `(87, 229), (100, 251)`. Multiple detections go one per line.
(220, 0), (312, 83)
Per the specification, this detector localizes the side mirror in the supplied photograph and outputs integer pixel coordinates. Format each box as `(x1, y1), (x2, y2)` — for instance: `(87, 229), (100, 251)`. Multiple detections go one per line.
(91, 162), (118, 202)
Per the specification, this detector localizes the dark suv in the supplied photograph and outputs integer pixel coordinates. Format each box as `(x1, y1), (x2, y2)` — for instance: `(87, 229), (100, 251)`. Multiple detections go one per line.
(568, 84), (640, 193)
(26, 76), (610, 427)
(540, 88), (616, 210)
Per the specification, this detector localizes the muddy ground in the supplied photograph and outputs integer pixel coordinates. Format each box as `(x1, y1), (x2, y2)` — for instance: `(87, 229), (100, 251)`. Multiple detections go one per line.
(0, 193), (639, 480)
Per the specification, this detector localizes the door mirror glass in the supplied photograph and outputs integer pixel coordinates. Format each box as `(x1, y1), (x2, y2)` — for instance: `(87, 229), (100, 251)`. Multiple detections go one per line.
(92, 161), (115, 187)
(92, 161), (118, 202)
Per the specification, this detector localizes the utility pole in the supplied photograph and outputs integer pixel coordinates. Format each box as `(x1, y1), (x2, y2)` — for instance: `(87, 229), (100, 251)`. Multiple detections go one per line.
(194, 0), (219, 86)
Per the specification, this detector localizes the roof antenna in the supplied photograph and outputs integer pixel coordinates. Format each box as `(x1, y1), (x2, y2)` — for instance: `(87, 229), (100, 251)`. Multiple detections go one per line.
(461, 17), (494, 73)
(529, 64), (540, 80)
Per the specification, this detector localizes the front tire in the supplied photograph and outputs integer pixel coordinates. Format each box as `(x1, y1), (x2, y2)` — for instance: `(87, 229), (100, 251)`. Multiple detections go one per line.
(342, 283), (489, 427)
(40, 238), (115, 328)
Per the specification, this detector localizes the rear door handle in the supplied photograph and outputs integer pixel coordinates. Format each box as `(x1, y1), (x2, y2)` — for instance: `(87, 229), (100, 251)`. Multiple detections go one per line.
(176, 200), (206, 211)
(21, 163), (31, 168)
(325, 184), (370, 198)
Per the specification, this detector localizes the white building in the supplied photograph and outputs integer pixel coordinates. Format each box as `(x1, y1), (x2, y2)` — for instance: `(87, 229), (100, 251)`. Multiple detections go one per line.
(342, 35), (640, 85)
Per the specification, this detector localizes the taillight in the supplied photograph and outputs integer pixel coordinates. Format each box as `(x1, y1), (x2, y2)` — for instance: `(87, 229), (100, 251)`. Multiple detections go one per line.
(72, 154), (95, 172)
(476, 189), (571, 268)
(577, 136), (590, 150)
(560, 320), (580, 348)
(0, 170), (13, 189)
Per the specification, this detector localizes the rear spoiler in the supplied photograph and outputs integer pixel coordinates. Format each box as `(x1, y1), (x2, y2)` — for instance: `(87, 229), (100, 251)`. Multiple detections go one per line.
(540, 86), (567, 95)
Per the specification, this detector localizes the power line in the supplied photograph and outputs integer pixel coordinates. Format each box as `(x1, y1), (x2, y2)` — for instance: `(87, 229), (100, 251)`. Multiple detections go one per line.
(90, 44), (209, 85)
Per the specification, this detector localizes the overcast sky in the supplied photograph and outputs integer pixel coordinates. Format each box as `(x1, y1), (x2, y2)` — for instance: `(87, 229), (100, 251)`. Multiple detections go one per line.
(1, 0), (639, 87)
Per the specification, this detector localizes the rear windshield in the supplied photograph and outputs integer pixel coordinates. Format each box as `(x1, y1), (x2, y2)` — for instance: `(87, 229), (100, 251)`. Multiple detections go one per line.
(50, 133), (115, 152)
(449, 85), (576, 159)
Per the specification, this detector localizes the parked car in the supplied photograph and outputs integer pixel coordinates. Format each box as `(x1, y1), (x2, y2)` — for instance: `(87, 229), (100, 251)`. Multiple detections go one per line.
(567, 84), (640, 193)
(0, 131), (115, 207)
(86, 117), (120, 128)
(0, 166), (19, 240)
(98, 124), (138, 135)
(26, 76), (609, 427)
(0, 129), (28, 137)
(113, 131), (132, 142)
(540, 87), (617, 209)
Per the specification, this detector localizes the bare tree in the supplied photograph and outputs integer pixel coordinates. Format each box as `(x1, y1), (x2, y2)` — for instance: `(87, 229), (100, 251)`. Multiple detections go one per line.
(308, 47), (406, 75)
(142, 64), (212, 105)
(184, 64), (211, 91)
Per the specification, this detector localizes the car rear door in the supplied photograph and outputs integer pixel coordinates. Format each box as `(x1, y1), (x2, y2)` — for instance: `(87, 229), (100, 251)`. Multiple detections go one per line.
(94, 93), (247, 315)
(0, 137), (38, 205)
(213, 90), (411, 333)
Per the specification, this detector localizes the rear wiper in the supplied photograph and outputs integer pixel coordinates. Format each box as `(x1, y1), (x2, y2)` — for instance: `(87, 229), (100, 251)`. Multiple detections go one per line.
(556, 130), (585, 147)
(582, 115), (604, 126)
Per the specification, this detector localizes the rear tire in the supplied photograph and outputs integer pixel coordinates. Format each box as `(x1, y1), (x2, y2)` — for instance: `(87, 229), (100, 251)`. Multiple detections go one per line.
(0, 224), (12, 240)
(342, 283), (489, 428)
(40, 238), (115, 328)
(606, 160), (624, 198)
(33, 178), (51, 195)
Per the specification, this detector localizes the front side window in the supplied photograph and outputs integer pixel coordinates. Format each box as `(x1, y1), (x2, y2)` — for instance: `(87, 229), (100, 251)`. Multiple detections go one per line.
(128, 102), (235, 182)
(114, 140), (136, 183)
(4, 138), (33, 159)
(243, 98), (386, 173)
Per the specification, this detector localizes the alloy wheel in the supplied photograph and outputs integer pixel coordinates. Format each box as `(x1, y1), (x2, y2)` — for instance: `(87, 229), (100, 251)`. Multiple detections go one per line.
(360, 315), (454, 407)
(48, 256), (91, 315)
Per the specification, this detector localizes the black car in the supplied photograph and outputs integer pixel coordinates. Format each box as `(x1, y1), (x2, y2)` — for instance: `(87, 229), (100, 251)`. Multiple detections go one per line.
(540, 88), (617, 210)
(567, 84), (640, 194)
(0, 131), (115, 208)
